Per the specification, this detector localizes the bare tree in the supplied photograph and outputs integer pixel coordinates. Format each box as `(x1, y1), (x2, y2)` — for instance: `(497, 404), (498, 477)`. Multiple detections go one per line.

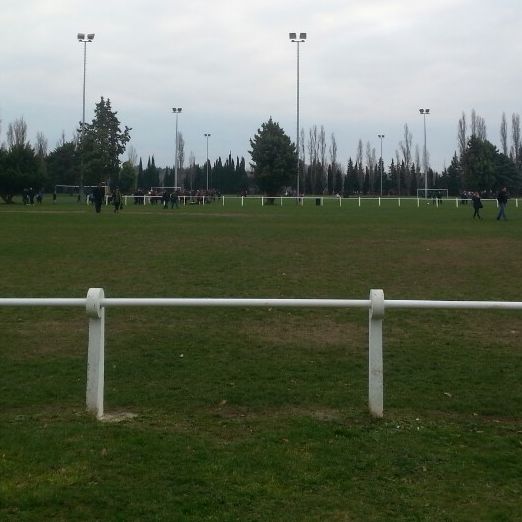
(177, 133), (185, 170)
(365, 141), (377, 191)
(185, 151), (196, 190)
(511, 113), (521, 164)
(399, 123), (412, 170)
(329, 133), (337, 167)
(6, 117), (28, 148)
(471, 109), (487, 140)
(56, 131), (67, 148)
(127, 145), (138, 167)
(500, 113), (508, 156)
(307, 125), (319, 192)
(457, 112), (467, 157)
(35, 132), (48, 158)
(329, 132), (338, 194)
(356, 139), (363, 167)
(318, 125), (327, 192)
(356, 139), (364, 190)
(415, 144), (421, 173)
(476, 116), (487, 140)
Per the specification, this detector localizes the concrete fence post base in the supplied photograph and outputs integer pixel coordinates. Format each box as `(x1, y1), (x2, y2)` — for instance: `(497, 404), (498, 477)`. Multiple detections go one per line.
(86, 288), (105, 418)
(369, 289), (385, 417)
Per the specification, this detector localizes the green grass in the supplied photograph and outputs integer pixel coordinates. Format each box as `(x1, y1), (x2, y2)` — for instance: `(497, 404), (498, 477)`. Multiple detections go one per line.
(1, 198), (521, 521)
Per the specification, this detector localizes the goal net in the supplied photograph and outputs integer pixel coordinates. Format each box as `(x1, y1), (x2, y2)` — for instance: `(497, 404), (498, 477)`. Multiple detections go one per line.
(416, 189), (448, 199)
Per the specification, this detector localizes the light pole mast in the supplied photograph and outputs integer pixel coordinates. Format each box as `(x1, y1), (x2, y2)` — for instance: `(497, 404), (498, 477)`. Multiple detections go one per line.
(204, 133), (211, 191)
(172, 108), (182, 189)
(419, 108), (430, 198)
(289, 32), (307, 202)
(378, 134), (385, 196)
(77, 32), (95, 199)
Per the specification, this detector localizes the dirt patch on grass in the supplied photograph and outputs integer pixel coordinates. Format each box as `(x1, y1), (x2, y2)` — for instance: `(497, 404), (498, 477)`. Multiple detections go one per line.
(212, 402), (344, 422)
(243, 315), (366, 350)
(5, 317), (85, 359)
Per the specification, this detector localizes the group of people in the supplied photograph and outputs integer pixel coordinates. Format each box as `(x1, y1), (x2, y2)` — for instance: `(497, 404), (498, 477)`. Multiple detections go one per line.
(471, 187), (509, 220)
(22, 188), (43, 205)
(129, 188), (220, 207)
(90, 185), (122, 214)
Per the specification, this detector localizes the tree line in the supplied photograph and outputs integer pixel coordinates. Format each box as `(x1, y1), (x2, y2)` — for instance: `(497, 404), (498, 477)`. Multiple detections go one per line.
(250, 109), (522, 197)
(1, 99), (521, 204)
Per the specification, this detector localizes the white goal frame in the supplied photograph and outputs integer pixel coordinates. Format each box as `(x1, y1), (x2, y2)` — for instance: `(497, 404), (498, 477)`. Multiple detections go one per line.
(416, 188), (448, 199)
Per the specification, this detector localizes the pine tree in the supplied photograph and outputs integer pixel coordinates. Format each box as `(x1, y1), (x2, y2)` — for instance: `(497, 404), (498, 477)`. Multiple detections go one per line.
(249, 118), (296, 196)
(137, 158), (144, 189)
(80, 97), (131, 185)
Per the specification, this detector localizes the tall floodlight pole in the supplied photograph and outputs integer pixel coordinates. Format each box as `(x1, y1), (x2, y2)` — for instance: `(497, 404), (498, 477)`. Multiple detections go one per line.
(419, 108), (430, 198)
(378, 134), (385, 196)
(172, 108), (182, 188)
(77, 32), (95, 199)
(289, 32), (307, 202)
(204, 133), (211, 191)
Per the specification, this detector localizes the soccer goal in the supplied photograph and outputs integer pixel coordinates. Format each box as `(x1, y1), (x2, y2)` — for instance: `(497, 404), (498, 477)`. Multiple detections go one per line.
(151, 186), (181, 192)
(416, 189), (448, 199)
(54, 184), (107, 194)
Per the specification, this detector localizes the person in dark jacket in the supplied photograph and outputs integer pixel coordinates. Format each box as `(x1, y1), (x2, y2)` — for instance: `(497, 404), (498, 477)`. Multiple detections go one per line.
(496, 187), (508, 220)
(112, 187), (122, 213)
(92, 184), (105, 214)
(472, 192), (482, 219)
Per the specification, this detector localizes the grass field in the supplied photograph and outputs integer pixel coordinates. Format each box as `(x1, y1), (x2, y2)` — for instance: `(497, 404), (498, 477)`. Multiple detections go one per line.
(1, 197), (521, 521)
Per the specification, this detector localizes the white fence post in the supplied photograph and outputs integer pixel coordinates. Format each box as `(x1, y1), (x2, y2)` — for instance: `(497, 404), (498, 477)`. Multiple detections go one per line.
(369, 289), (385, 418)
(86, 288), (105, 418)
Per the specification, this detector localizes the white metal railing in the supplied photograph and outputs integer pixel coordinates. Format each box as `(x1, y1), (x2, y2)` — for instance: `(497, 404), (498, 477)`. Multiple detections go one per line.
(89, 194), (520, 209)
(1, 288), (521, 420)
(131, 195), (520, 208)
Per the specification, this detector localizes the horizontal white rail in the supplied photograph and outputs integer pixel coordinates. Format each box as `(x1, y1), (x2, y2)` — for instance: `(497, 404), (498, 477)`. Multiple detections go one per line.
(101, 298), (370, 308)
(385, 299), (522, 310)
(89, 194), (520, 209)
(0, 298), (86, 307)
(2, 289), (521, 420)
(2, 297), (521, 310)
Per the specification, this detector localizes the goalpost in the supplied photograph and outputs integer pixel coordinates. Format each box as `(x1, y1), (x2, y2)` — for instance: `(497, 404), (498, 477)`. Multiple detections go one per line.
(416, 188), (448, 199)
(54, 184), (108, 194)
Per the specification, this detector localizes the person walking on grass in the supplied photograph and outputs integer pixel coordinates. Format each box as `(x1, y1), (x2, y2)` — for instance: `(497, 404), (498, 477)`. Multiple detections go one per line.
(472, 192), (483, 220)
(112, 187), (122, 213)
(92, 183), (104, 214)
(496, 187), (508, 220)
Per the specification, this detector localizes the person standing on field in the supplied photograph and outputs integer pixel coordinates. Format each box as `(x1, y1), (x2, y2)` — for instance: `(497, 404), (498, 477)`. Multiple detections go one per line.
(496, 187), (508, 220)
(112, 187), (122, 213)
(92, 183), (105, 214)
(472, 192), (483, 220)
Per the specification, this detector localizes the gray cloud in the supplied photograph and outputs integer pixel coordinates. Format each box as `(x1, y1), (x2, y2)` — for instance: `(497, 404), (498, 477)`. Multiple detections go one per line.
(1, 0), (521, 172)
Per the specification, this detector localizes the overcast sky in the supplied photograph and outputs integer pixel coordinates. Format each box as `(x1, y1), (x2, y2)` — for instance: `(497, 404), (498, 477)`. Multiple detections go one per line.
(1, 0), (521, 172)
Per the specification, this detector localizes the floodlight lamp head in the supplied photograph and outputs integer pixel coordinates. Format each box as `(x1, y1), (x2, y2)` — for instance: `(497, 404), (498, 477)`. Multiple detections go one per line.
(299, 32), (307, 40)
(425, 108), (430, 114)
(289, 32), (297, 40)
(419, 109), (424, 114)
(87, 33), (95, 41)
(77, 33), (85, 40)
